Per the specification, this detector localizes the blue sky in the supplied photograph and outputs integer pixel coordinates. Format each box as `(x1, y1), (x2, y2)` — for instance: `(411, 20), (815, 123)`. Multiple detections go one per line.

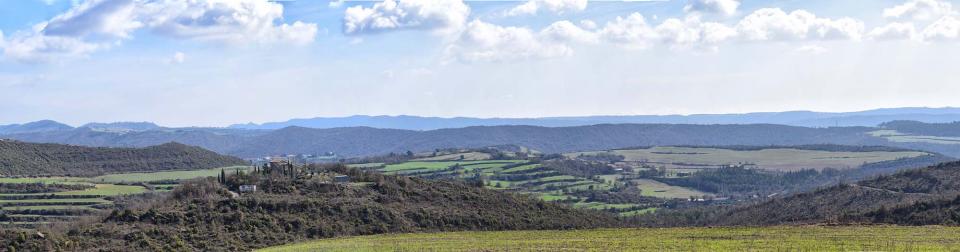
(1, 0), (959, 127)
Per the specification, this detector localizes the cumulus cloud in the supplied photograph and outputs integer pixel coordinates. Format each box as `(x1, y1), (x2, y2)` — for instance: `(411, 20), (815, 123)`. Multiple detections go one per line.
(444, 20), (573, 63)
(1, 0), (317, 63)
(922, 14), (960, 40)
(342, 0), (470, 35)
(505, 0), (588, 17)
(598, 14), (738, 50)
(444, 6), (874, 63)
(874, 0), (960, 41)
(736, 8), (864, 41)
(42, 0), (142, 38)
(140, 0), (317, 45)
(868, 22), (918, 40)
(1, 23), (106, 63)
(684, 0), (740, 17)
(597, 13), (659, 49)
(883, 0), (954, 21)
(540, 20), (599, 44)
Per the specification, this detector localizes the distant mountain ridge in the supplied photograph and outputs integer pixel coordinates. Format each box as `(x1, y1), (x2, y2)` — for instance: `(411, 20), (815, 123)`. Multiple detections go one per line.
(81, 122), (161, 132)
(0, 123), (904, 158)
(4, 109), (960, 159)
(229, 107), (960, 130)
(0, 120), (73, 134)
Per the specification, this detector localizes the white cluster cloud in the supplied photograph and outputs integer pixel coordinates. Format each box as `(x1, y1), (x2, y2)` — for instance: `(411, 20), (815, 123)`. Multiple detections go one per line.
(342, 0), (470, 35)
(444, 6), (868, 62)
(684, 0), (740, 17)
(141, 0), (317, 45)
(870, 0), (960, 41)
(1, 0), (317, 63)
(540, 20), (599, 44)
(736, 8), (864, 41)
(1, 25), (104, 63)
(868, 22), (919, 40)
(922, 14), (960, 40)
(883, 0), (954, 21)
(506, 0), (588, 17)
(444, 20), (573, 63)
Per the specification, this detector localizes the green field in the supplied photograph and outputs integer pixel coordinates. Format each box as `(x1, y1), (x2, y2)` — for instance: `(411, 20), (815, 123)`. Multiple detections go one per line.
(0, 177), (91, 185)
(415, 152), (493, 161)
(259, 226), (960, 251)
(0, 198), (110, 205)
(570, 146), (929, 172)
(380, 161), (524, 173)
(2, 205), (101, 211)
(90, 166), (251, 183)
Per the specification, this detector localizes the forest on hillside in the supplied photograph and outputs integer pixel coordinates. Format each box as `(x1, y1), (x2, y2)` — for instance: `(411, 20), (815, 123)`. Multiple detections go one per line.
(0, 140), (246, 177)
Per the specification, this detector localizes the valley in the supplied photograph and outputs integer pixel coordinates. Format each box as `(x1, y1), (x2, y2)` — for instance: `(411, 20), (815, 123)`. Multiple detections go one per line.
(347, 145), (949, 217)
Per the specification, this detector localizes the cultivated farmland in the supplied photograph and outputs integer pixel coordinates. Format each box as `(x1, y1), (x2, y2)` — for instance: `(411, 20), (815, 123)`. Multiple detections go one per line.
(0, 165), (251, 227)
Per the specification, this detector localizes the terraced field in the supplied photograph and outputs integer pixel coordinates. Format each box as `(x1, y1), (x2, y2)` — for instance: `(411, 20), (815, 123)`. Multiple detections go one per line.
(90, 166), (251, 183)
(373, 160), (646, 215)
(414, 152), (492, 161)
(260, 226), (960, 251)
(0, 166), (250, 227)
(379, 160), (525, 175)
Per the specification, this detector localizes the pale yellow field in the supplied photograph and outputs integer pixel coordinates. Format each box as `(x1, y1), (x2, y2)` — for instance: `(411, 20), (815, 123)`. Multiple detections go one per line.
(569, 146), (928, 172)
(633, 178), (710, 199)
(870, 130), (960, 145)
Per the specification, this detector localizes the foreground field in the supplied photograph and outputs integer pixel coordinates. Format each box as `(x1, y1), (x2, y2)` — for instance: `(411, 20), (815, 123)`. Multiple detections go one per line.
(259, 226), (960, 251)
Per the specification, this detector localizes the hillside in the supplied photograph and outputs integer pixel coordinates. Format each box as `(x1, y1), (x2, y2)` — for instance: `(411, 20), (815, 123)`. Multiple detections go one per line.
(639, 161), (960, 227)
(6, 123), (960, 158)
(229, 124), (884, 157)
(0, 140), (246, 176)
(881, 120), (960, 137)
(0, 165), (617, 251)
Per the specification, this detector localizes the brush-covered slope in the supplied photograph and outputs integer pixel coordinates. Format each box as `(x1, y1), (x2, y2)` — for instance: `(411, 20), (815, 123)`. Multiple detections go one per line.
(2, 165), (617, 251)
(0, 140), (246, 176)
(642, 161), (960, 227)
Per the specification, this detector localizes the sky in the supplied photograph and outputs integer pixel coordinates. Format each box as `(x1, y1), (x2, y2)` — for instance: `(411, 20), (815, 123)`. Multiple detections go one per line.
(1, 0), (959, 127)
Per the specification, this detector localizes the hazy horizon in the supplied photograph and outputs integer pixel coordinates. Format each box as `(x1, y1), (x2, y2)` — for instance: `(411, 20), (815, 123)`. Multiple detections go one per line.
(3, 106), (960, 128)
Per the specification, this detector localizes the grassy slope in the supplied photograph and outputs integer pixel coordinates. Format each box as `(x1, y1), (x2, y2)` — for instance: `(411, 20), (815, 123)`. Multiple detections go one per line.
(259, 226), (960, 252)
(90, 165), (250, 183)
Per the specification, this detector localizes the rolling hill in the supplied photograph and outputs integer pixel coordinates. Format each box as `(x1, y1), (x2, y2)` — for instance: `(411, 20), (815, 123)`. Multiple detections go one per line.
(639, 161), (960, 227)
(0, 165), (617, 251)
(0, 140), (246, 177)
(4, 121), (960, 158)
